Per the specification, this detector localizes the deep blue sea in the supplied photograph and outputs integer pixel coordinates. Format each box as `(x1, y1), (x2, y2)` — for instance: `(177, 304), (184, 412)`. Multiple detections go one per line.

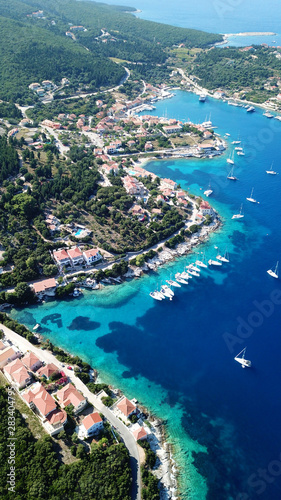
(12, 91), (281, 499)
(97, 0), (281, 47)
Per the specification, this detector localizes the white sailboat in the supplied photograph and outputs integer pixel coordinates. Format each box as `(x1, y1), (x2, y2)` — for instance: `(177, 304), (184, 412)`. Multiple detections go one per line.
(208, 258), (222, 266)
(160, 284), (174, 300)
(227, 151), (235, 165)
(227, 166), (238, 180)
(246, 188), (259, 204)
(149, 291), (163, 301)
(175, 272), (189, 284)
(266, 164), (278, 175)
(195, 253), (208, 268)
(234, 347), (252, 368)
(267, 261), (279, 279)
(232, 203), (244, 219)
(216, 249), (230, 263)
(166, 279), (181, 288)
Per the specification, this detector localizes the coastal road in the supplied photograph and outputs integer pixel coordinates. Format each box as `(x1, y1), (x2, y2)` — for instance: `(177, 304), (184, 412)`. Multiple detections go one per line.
(0, 323), (141, 500)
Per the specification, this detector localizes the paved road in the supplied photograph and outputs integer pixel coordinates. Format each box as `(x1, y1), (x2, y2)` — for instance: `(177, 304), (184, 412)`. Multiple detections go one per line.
(0, 323), (141, 500)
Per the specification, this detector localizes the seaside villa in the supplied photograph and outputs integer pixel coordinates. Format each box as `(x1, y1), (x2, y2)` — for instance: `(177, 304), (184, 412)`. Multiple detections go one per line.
(56, 383), (87, 415)
(78, 412), (104, 439)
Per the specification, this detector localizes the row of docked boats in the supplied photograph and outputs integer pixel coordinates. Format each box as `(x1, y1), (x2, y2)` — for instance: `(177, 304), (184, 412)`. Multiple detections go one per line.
(149, 251), (230, 300)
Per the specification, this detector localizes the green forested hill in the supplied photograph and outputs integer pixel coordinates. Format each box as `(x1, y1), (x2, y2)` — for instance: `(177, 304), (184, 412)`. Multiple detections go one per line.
(0, 15), (125, 103)
(0, 0), (222, 103)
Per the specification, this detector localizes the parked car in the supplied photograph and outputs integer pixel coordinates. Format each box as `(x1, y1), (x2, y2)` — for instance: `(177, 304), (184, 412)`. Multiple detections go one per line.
(67, 366), (73, 370)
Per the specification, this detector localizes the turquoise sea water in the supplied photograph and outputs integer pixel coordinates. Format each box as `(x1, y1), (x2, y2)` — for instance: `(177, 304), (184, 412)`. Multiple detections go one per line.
(97, 0), (281, 46)
(12, 91), (281, 499)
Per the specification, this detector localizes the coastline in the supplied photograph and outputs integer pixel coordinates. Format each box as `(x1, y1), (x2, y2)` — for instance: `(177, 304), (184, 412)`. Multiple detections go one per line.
(0, 320), (180, 499)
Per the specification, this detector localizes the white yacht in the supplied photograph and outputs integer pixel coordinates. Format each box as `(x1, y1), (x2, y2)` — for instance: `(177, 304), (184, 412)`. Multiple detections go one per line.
(216, 250), (230, 263)
(247, 106), (255, 113)
(180, 270), (191, 279)
(166, 279), (181, 288)
(186, 265), (200, 276)
(149, 291), (163, 301)
(227, 151), (235, 165)
(160, 284), (174, 299)
(232, 204), (244, 219)
(227, 167), (238, 180)
(199, 94), (207, 102)
(267, 261), (279, 279)
(263, 111), (274, 118)
(246, 187), (259, 204)
(175, 272), (189, 284)
(195, 259), (208, 268)
(234, 347), (251, 368)
(208, 258), (222, 266)
(266, 164), (278, 175)
(188, 263), (201, 272)
(237, 150), (245, 156)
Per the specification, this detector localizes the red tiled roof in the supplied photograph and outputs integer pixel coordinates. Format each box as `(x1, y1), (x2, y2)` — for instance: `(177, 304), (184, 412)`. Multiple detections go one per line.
(117, 397), (136, 417)
(133, 427), (147, 440)
(22, 351), (41, 369)
(67, 247), (83, 259)
(23, 384), (56, 416)
(53, 249), (69, 261)
(83, 248), (99, 258)
(82, 412), (103, 430)
(37, 363), (59, 378)
(46, 408), (67, 425)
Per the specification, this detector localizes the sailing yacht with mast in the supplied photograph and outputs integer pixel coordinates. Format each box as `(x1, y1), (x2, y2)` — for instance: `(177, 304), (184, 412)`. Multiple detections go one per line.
(267, 261), (279, 279)
(227, 166), (238, 180)
(266, 163), (278, 175)
(232, 204), (244, 219)
(234, 347), (252, 368)
(216, 249), (230, 263)
(246, 188), (259, 204)
(227, 151), (235, 165)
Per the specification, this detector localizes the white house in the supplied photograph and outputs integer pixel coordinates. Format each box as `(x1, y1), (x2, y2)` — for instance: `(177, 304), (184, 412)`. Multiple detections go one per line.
(82, 248), (102, 266)
(200, 200), (213, 216)
(53, 249), (71, 267)
(32, 278), (57, 297)
(79, 412), (104, 439)
(117, 397), (137, 419)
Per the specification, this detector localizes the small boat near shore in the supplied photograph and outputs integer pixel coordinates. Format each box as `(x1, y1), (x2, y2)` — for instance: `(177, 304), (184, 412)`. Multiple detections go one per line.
(234, 347), (252, 368)
(199, 93), (207, 102)
(247, 106), (255, 113)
